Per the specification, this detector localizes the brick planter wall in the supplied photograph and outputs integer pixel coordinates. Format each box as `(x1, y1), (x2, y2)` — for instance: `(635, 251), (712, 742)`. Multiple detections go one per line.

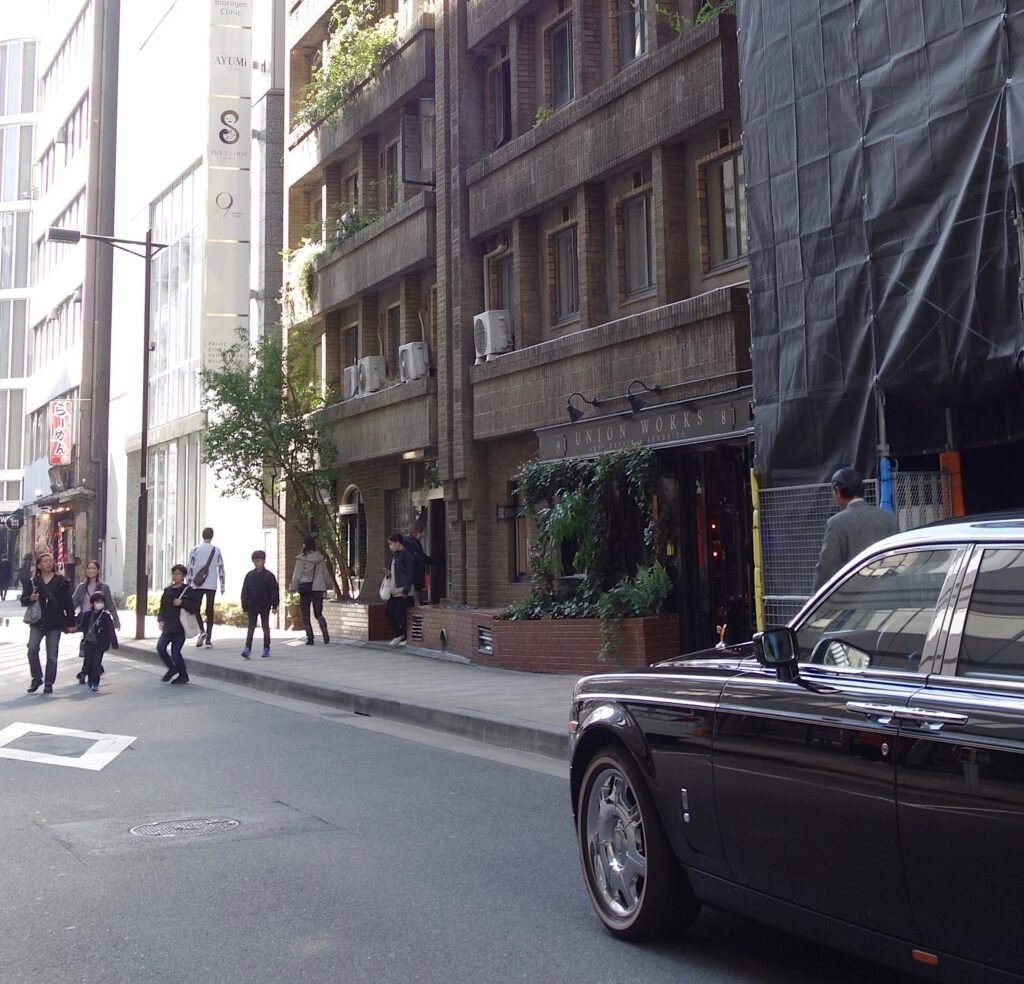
(321, 600), (392, 641)
(408, 607), (679, 674)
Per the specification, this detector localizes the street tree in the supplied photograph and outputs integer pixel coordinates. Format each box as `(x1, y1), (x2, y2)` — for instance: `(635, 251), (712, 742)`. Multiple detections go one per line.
(199, 327), (351, 598)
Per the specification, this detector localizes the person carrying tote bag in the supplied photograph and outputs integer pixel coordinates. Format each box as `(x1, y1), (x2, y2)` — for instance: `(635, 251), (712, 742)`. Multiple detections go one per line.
(289, 535), (330, 646)
(21, 552), (77, 694)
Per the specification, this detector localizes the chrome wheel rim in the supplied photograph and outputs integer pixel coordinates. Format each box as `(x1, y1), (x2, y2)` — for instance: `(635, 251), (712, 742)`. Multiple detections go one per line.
(584, 766), (647, 919)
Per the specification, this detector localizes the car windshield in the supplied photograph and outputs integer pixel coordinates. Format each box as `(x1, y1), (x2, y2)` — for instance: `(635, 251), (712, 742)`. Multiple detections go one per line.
(794, 549), (958, 671)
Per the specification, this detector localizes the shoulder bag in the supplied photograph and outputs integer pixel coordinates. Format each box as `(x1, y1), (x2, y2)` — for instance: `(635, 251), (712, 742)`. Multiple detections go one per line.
(23, 600), (41, 624)
(178, 587), (202, 637)
(194, 545), (216, 586)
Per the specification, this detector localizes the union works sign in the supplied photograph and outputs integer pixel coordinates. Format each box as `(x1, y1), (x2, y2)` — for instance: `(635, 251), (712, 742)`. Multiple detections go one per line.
(537, 395), (753, 461)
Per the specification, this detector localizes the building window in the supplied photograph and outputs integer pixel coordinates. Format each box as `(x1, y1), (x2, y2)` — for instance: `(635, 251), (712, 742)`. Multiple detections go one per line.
(495, 254), (514, 313)
(510, 486), (530, 581)
(493, 59), (511, 148)
(384, 141), (399, 208)
(343, 325), (358, 366)
(0, 124), (34, 202)
(0, 299), (27, 378)
(148, 164), (202, 429)
(345, 171), (359, 210)
(0, 40), (37, 115)
(340, 487), (368, 582)
(386, 304), (401, 376)
(704, 150), (747, 267)
(554, 225), (579, 322)
(617, 0), (646, 68)
(623, 191), (654, 295)
(1, 210), (29, 289)
(549, 18), (574, 109)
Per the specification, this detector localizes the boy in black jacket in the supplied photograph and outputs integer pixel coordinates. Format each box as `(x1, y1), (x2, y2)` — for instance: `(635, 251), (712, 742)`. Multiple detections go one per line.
(78, 591), (118, 692)
(240, 550), (280, 658)
(157, 564), (200, 684)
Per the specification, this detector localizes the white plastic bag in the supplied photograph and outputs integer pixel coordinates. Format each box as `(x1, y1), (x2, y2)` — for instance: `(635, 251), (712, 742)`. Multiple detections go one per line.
(378, 574), (391, 601)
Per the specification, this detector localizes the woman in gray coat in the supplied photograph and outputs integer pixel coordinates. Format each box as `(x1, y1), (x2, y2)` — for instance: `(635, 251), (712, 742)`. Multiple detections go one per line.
(289, 535), (330, 646)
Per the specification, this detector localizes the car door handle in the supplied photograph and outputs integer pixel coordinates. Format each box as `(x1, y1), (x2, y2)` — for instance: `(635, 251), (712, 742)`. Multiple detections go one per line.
(891, 706), (969, 730)
(845, 701), (969, 730)
(845, 701), (901, 723)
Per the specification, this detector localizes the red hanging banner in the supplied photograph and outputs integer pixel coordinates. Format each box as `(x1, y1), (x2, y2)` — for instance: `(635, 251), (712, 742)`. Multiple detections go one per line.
(48, 399), (73, 466)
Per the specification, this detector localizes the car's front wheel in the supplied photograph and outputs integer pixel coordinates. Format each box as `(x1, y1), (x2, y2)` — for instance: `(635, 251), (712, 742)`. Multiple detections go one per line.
(576, 746), (700, 941)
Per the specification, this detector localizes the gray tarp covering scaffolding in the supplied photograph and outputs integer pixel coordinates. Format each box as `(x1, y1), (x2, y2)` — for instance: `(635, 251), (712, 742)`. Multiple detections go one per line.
(741, 0), (1024, 485)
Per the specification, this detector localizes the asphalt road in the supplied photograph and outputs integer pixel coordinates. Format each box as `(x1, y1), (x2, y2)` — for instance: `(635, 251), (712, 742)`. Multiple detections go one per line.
(0, 639), (914, 984)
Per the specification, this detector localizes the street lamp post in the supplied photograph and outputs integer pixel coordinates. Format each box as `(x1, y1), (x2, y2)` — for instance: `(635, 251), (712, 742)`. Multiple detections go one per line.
(46, 227), (168, 639)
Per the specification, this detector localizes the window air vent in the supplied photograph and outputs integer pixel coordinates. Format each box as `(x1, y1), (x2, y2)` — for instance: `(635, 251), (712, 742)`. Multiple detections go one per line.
(477, 625), (493, 655)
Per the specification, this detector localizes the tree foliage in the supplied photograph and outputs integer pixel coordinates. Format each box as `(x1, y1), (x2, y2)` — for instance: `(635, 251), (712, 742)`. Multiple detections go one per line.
(497, 446), (671, 660)
(199, 328), (351, 598)
(293, 2), (399, 131)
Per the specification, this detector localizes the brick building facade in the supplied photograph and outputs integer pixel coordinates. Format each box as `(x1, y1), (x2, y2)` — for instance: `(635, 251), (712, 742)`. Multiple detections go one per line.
(284, 0), (752, 652)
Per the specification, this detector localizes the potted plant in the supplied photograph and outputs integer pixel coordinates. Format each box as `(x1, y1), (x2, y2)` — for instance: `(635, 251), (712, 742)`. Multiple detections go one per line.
(285, 592), (304, 630)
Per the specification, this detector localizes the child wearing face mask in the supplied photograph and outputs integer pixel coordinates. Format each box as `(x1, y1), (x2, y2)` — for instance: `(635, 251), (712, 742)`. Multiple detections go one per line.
(78, 591), (118, 692)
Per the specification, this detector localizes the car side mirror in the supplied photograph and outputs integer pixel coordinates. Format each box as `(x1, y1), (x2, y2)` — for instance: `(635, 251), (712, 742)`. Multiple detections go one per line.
(753, 627), (800, 681)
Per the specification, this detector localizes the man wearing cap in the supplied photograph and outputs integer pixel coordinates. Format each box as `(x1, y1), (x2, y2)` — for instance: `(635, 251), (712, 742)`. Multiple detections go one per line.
(813, 467), (900, 591)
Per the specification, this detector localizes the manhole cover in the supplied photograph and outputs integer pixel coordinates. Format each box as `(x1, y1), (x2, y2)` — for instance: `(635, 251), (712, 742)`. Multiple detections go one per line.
(130, 817), (240, 838)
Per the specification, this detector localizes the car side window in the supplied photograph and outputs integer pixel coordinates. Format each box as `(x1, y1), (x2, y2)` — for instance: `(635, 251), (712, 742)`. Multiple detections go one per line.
(795, 549), (957, 671)
(957, 549), (1024, 680)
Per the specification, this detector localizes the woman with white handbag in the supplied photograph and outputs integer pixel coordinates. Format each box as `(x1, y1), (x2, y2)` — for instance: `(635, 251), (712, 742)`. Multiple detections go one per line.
(21, 552), (77, 694)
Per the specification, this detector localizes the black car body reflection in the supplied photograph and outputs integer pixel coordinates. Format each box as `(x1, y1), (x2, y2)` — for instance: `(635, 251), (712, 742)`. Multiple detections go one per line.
(570, 517), (1024, 983)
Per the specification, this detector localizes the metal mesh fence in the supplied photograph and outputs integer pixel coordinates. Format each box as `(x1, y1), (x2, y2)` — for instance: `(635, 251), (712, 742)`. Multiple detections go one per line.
(759, 472), (951, 627)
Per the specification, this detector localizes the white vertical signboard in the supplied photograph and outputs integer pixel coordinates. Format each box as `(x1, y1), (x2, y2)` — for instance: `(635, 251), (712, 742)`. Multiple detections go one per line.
(204, 0), (252, 368)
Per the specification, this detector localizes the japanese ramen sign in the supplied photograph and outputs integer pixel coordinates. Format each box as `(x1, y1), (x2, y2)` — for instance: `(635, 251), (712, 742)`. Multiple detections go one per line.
(49, 399), (73, 466)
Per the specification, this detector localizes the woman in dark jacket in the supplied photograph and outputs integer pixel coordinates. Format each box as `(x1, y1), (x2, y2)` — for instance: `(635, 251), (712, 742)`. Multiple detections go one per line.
(22, 552), (77, 693)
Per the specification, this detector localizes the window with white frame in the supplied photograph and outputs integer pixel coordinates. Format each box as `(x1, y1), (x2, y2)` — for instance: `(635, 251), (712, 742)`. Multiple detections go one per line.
(148, 164), (202, 429)
(554, 225), (579, 322)
(0, 210), (29, 289)
(704, 149), (747, 267)
(617, 0), (646, 68)
(0, 40), (37, 115)
(0, 299), (27, 379)
(0, 124), (34, 202)
(623, 191), (654, 295)
(549, 18), (574, 109)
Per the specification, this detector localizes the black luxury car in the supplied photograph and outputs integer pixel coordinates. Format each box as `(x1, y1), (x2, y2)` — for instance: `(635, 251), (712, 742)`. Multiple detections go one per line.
(570, 517), (1024, 983)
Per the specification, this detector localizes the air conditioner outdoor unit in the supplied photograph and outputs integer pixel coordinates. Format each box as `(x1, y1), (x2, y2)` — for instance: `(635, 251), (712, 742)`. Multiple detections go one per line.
(398, 341), (429, 382)
(343, 364), (359, 401)
(356, 355), (386, 396)
(473, 310), (513, 364)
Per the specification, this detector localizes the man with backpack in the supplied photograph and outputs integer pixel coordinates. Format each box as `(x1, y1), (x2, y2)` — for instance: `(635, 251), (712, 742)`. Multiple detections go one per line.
(186, 527), (225, 647)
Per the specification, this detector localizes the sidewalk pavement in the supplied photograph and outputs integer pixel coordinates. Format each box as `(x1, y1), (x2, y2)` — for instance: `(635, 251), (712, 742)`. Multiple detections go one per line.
(1, 602), (578, 762)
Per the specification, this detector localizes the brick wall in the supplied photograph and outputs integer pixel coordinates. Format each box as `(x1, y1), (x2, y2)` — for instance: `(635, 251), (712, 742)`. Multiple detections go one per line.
(408, 608), (680, 673)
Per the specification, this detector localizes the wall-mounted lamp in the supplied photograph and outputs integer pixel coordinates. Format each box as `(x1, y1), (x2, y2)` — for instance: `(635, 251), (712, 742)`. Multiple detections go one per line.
(566, 391), (600, 423)
(495, 502), (517, 521)
(627, 379), (662, 413)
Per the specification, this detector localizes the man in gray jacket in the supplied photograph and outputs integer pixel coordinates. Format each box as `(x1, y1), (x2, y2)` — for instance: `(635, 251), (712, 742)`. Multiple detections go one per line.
(813, 467), (900, 591)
